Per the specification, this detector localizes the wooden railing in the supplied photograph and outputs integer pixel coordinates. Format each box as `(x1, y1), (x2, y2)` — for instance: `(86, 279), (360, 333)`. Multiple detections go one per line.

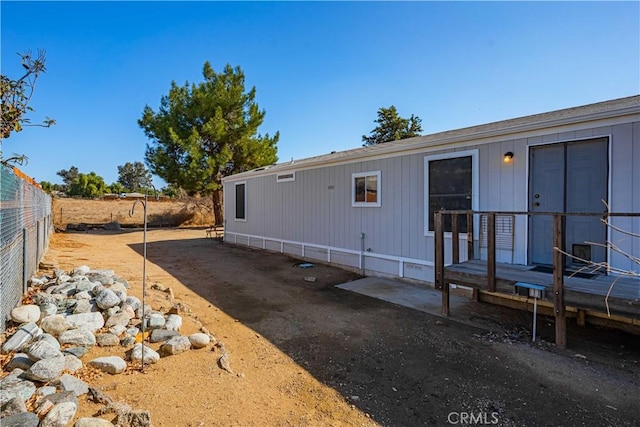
(434, 210), (638, 348)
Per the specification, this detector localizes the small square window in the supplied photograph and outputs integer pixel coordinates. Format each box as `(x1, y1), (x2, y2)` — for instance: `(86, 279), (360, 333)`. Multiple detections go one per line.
(352, 171), (381, 207)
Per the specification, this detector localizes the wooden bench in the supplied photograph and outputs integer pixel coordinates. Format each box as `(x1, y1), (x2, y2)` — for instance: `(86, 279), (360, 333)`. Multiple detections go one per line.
(205, 224), (224, 240)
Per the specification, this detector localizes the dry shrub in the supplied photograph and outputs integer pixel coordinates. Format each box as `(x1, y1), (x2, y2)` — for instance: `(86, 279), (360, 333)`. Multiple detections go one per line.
(172, 195), (214, 226)
(147, 208), (195, 227)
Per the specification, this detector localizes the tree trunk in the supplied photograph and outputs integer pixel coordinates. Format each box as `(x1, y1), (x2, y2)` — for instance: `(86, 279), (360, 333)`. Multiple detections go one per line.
(212, 188), (224, 225)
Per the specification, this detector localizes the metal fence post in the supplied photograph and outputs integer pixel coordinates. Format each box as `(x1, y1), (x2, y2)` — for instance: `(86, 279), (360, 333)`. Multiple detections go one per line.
(36, 220), (41, 269)
(22, 228), (29, 294)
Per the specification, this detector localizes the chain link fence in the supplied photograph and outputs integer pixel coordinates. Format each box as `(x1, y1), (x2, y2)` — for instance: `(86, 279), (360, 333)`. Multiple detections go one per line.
(1, 164), (52, 332)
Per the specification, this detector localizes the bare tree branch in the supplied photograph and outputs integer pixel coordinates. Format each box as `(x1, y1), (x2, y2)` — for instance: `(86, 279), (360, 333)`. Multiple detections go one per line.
(552, 202), (638, 318)
(600, 218), (640, 239)
(1, 49), (54, 140)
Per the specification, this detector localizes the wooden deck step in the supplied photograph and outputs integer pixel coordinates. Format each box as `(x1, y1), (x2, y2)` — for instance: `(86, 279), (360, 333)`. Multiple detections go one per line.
(444, 260), (639, 319)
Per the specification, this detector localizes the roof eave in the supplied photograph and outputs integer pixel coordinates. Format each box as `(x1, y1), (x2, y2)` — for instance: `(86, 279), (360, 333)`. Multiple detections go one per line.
(223, 98), (640, 182)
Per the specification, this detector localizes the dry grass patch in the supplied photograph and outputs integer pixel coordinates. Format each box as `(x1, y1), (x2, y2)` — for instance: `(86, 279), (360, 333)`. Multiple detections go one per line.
(52, 197), (214, 229)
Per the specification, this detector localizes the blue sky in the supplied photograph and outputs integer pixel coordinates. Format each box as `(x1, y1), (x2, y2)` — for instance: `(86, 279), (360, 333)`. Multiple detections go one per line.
(1, 1), (639, 187)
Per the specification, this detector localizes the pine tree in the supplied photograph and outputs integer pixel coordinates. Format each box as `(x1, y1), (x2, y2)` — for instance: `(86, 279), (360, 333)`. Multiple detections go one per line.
(362, 105), (422, 146)
(139, 62), (279, 224)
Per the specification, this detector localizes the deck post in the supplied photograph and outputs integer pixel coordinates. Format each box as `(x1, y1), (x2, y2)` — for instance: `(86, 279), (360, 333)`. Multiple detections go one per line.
(553, 214), (567, 348)
(471, 288), (480, 302)
(467, 211), (474, 261)
(468, 211), (478, 301)
(435, 212), (449, 315)
(487, 213), (496, 292)
(577, 309), (586, 327)
(452, 213), (460, 265)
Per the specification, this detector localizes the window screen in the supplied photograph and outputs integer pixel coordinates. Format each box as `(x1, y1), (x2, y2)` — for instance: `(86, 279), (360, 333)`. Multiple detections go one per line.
(235, 183), (246, 220)
(428, 156), (472, 232)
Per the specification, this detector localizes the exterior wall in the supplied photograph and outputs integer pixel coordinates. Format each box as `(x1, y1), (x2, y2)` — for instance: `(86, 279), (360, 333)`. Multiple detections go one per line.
(608, 122), (640, 274)
(224, 118), (639, 285)
(225, 152), (445, 280)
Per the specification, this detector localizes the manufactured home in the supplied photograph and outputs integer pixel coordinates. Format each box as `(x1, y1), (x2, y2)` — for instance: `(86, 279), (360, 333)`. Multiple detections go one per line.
(222, 96), (639, 329)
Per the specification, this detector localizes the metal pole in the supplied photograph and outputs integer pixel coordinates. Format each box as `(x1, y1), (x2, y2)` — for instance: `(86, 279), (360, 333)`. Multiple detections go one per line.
(130, 186), (156, 372)
(36, 220), (41, 268)
(141, 191), (147, 371)
(532, 297), (538, 342)
(360, 232), (365, 275)
(22, 228), (28, 294)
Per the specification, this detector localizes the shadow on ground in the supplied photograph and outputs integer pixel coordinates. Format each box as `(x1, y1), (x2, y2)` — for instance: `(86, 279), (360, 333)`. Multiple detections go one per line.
(129, 237), (640, 427)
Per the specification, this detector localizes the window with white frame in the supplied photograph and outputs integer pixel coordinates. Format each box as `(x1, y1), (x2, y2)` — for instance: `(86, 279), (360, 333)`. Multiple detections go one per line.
(234, 182), (246, 220)
(352, 171), (381, 207)
(425, 150), (478, 234)
(276, 172), (295, 183)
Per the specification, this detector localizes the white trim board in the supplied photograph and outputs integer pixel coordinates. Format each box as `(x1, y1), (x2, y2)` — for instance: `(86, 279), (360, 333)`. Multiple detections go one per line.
(225, 231), (436, 279)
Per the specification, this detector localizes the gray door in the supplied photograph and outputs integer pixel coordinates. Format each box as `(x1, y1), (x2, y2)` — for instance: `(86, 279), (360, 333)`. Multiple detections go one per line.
(529, 144), (565, 265)
(529, 138), (608, 265)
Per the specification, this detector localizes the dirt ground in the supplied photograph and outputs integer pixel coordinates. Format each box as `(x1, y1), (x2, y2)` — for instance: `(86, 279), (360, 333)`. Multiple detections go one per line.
(36, 228), (640, 426)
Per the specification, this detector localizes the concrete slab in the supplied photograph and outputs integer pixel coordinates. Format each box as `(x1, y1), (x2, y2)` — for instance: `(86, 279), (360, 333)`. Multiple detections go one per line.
(337, 276), (471, 317)
(337, 277), (541, 333)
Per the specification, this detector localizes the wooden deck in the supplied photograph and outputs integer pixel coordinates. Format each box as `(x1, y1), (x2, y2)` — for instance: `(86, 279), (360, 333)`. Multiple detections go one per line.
(444, 260), (640, 319)
(434, 210), (640, 348)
